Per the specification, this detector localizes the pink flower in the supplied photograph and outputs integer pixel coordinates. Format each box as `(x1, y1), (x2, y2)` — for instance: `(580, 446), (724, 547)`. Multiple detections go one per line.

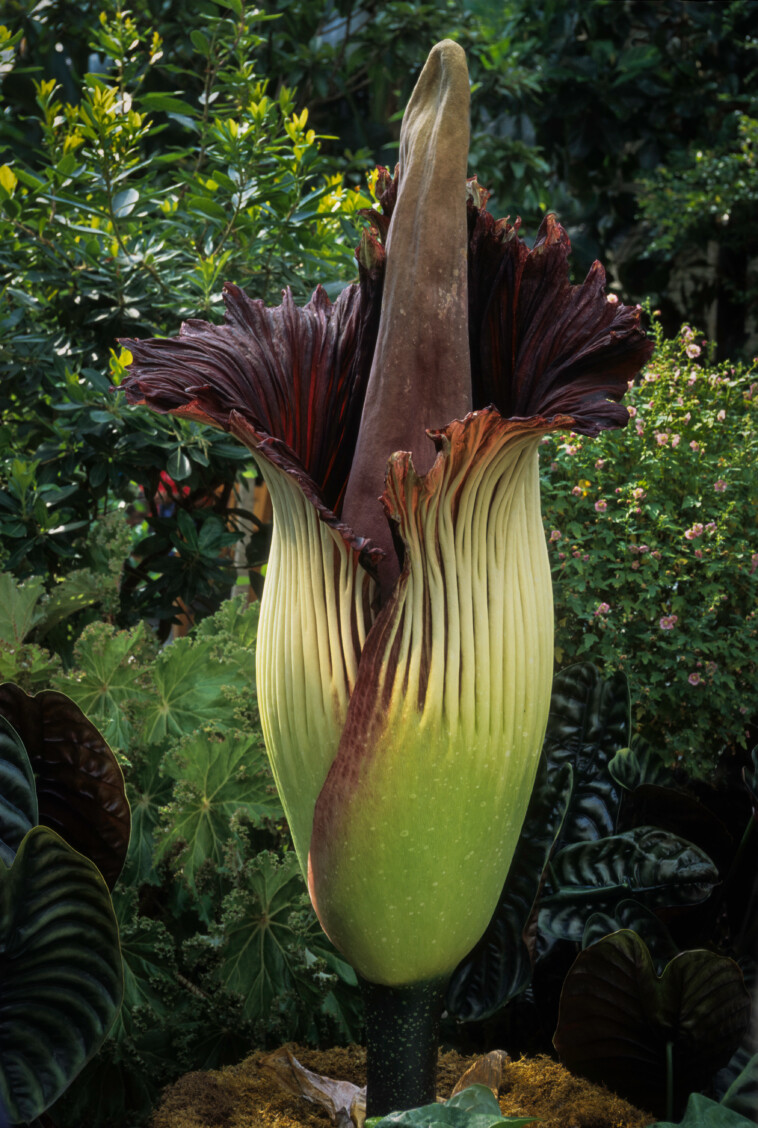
(717, 409), (726, 421)
(549, 529), (562, 542)
(607, 293), (619, 304)
(571, 485), (582, 496)
(671, 434), (680, 448)
(595, 458), (605, 469)
(690, 440), (700, 451)
(632, 487), (646, 500)
(636, 423), (645, 435)
(684, 523), (704, 540)
(694, 549), (703, 558)
(595, 602), (611, 616)
(705, 522), (717, 533)
(565, 444), (579, 456)
(631, 560), (640, 570)
(627, 406), (637, 417)
(686, 372), (697, 387)
(751, 553), (758, 574)
(595, 499), (607, 513)
(686, 344), (701, 359)
(714, 479), (727, 493)
(655, 432), (669, 446)
(682, 412), (691, 422)
(659, 614), (678, 630)
(688, 672), (701, 686)
(638, 544), (649, 554)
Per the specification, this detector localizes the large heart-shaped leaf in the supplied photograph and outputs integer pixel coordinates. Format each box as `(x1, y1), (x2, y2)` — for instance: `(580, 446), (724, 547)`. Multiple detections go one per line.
(0, 683), (131, 888)
(539, 827), (718, 941)
(543, 663), (629, 843)
(446, 760), (573, 1021)
(154, 729), (282, 890)
(582, 898), (678, 973)
(0, 826), (123, 1124)
(0, 715), (37, 864)
(553, 930), (751, 1117)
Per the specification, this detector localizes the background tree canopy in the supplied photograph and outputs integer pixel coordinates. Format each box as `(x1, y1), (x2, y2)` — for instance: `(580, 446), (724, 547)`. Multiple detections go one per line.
(4, 0), (756, 355)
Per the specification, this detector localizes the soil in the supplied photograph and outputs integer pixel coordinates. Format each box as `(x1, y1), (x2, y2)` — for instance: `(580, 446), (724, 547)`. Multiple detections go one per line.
(151, 1045), (654, 1128)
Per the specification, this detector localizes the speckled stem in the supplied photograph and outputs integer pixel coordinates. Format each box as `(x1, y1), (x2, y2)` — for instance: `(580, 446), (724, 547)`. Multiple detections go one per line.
(360, 975), (448, 1117)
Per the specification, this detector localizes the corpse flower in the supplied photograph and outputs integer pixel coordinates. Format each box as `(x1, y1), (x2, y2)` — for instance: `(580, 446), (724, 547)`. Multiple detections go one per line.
(121, 41), (653, 1115)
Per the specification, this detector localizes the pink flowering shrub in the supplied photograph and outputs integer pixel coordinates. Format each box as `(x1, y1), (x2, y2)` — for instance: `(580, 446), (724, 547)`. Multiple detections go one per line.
(541, 315), (758, 778)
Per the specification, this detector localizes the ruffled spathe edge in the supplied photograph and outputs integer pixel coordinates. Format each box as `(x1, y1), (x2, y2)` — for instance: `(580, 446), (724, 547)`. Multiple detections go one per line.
(120, 281), (385, 573)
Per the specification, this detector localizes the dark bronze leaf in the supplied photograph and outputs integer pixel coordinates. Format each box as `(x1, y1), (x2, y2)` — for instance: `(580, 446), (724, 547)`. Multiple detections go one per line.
(0, 684), (130, 888)
(554, 929), (751, 1118)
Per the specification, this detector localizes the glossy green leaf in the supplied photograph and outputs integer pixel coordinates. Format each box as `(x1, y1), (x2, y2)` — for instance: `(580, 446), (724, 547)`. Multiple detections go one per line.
(540, 827), (718, 941)
(643, 1092), (754, 1127)
(155, 729), (281, 889)
(0, 826), (123, 1124)
(0, 684), (131, 889)
(721, 1050), (758, 1121)
(0, 715), (37, 864)
(112, 188), (139, 217)
(608, 736), (672, 791)
(446, 760), (572, 1021)
(542, 663), (630, 842)
(554, 930), (751, 1118)
(365, 1084), (538, 1127)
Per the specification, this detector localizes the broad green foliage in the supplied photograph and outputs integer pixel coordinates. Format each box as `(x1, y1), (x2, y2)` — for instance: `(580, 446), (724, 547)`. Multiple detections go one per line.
(156, 730), (278, 891)
(0, 0), (368, 629)
(365, 1084), (538, 1127)
(541, 318), (758, 777)
(34, 596), (364, 1127)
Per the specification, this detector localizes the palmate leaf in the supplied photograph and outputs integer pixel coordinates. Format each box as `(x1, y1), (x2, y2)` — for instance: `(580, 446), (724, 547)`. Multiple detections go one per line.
(0, 826), (123, 1125)
(154, 729), (281, 889)
(0, 715), (37, 864)
(0, 684), (131, 889)
(123, 752), (174, 886)
(53, 621), (150, 750)
(212, 850), (311, 1023)
(139, 637), (243, 743)
(554, 930), (751, 1119)
(539, 826), (718, 941)
(0, 573), (46, 645)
